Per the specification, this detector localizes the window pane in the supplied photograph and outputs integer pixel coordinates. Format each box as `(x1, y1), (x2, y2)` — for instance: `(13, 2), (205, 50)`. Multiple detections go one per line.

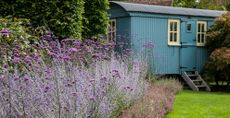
(198, 23), (201, 32)
(112, 21), (115, 27)
(201, 34), (205, 43)
(174, 33), (177, 42)
(109, 21), (112, 26)
(197, 34), (201, 43)
(187, 24), (191, 31)
(170, 32), (173, 42)
(174, 22), (177, 31)
(201, 24), (205, 32)
(170, 22), (173, 31)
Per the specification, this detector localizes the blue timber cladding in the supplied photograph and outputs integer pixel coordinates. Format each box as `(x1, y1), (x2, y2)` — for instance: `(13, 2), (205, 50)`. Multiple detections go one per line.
(116, 17), (131, 52)
(131, 16), (180, 74)
(109, 1), (224, 74)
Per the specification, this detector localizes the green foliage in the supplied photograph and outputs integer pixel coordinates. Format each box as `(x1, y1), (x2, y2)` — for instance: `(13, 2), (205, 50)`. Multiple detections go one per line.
(173, 0), (230, 10)
(226, 3), (230, 11)
(204, 12), (230, 82)
(173, 0), (197, 8)
(0, 0), (84, 38)
(0, 18), (36, 44)
(197, 0), (230, 10)
(82, 0), (109, 38)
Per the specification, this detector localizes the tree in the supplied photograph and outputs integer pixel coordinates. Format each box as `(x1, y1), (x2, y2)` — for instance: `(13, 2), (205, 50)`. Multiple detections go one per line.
(173, 0), (230, 10)
(204, 12), (230, 85)
(0, 0), (84, 38)
(82, 0), (110, 38)
(173, 0), (197, 8)
(197, 0), (230, 10)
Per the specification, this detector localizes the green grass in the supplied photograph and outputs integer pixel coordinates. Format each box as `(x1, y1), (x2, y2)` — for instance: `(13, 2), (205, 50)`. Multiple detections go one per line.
(167, 90), (230, 118)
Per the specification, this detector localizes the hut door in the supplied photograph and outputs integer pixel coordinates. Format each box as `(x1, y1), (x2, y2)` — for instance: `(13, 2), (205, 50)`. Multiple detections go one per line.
(180, 19), (196, 72)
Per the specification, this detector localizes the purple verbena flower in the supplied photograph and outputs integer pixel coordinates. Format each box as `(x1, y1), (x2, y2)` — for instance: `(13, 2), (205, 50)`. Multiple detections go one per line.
(23, 75), (30, 82)
(0, 29), (11, 37)
(44, 86), (50, 93)
(12, 57), (21, 64)
(73, 41), (82, 46)
(48, 51), (57, 58)
(72, 92), (77, 96)
(0, 75), (4, 80)
(14, 76), (19, 81)
(90, 79), (95, 83)
(3, 64), (8, 69)
(69, 48), (78, 53)
(24, 56), (32, 65)
(89, 96), (96, 101)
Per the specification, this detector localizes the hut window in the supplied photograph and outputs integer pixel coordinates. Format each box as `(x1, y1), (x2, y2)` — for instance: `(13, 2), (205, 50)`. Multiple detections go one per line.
(108, 19), (116, 42)
(168, 19), (180, 46)
(196, 21), (207, 46)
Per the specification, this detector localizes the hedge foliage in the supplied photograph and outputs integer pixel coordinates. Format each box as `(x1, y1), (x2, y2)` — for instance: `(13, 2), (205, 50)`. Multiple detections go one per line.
(83, 0), (109, 38)
(0, 0), (109, 39)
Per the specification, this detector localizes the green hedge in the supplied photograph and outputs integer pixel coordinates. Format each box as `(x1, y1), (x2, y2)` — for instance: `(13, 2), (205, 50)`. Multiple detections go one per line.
(0, 0), (84, 38)
(82, 0), (109, 38)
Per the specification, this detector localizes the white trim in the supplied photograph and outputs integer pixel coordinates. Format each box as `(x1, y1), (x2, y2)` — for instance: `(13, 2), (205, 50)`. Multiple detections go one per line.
(196, 21), (207, 46)
(168, 19), (180, 46)
(108, 19), (116, 42)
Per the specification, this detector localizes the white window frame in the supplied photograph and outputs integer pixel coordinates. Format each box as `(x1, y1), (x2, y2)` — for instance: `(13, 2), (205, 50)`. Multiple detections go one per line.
(168, 19), (181, 46)
(107, 19), (116, 42)
(196, 21), (207, 46)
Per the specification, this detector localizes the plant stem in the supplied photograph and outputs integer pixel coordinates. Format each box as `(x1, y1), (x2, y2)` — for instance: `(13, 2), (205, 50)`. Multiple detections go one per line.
(5, 52), (12, 118)
(7, 71), (12, 118)
(54, 63), (61, 118)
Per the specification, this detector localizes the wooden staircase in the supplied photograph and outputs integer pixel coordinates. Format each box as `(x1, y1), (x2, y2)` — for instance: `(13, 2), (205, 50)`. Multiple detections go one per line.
(181, 71), (211, 92)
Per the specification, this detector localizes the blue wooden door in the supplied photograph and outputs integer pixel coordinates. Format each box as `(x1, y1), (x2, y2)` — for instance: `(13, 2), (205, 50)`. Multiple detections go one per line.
(180, 19), (196, 72)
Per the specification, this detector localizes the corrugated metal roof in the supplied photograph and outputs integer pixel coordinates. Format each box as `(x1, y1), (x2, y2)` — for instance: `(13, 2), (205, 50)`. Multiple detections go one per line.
(110, 1), (225, 17)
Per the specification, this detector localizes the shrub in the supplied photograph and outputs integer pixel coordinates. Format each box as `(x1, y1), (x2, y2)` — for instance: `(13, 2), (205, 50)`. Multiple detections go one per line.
(120, 79), (182, 118)
(204, 12), (230, 83)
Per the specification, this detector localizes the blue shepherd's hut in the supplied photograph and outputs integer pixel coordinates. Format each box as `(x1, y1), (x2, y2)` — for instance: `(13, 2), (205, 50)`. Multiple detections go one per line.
(108, 1), (225, 91)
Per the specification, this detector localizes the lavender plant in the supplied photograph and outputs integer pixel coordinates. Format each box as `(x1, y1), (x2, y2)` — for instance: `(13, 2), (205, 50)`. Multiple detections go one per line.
(0, 19), (148, 117)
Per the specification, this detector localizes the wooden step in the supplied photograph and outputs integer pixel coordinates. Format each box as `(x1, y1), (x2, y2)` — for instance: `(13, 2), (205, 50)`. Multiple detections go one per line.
(192, 80), (202, 82)
(189, 76), (198, 80)
(193, 81), (203, 86)
(181, 71), (211, 92)
(196, 85), (206, 88)
(188, 74), (197, 77)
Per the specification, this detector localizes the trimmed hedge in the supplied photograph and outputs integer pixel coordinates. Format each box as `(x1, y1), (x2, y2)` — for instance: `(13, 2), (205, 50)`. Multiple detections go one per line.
(0, 0), (84, 38)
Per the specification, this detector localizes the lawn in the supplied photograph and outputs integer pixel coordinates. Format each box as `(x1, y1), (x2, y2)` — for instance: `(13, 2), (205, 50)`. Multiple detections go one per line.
(167, 90), (230, 118)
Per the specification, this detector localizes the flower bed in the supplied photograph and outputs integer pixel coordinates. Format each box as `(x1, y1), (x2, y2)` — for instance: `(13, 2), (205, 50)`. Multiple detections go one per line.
(0, 18), (148, 117)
